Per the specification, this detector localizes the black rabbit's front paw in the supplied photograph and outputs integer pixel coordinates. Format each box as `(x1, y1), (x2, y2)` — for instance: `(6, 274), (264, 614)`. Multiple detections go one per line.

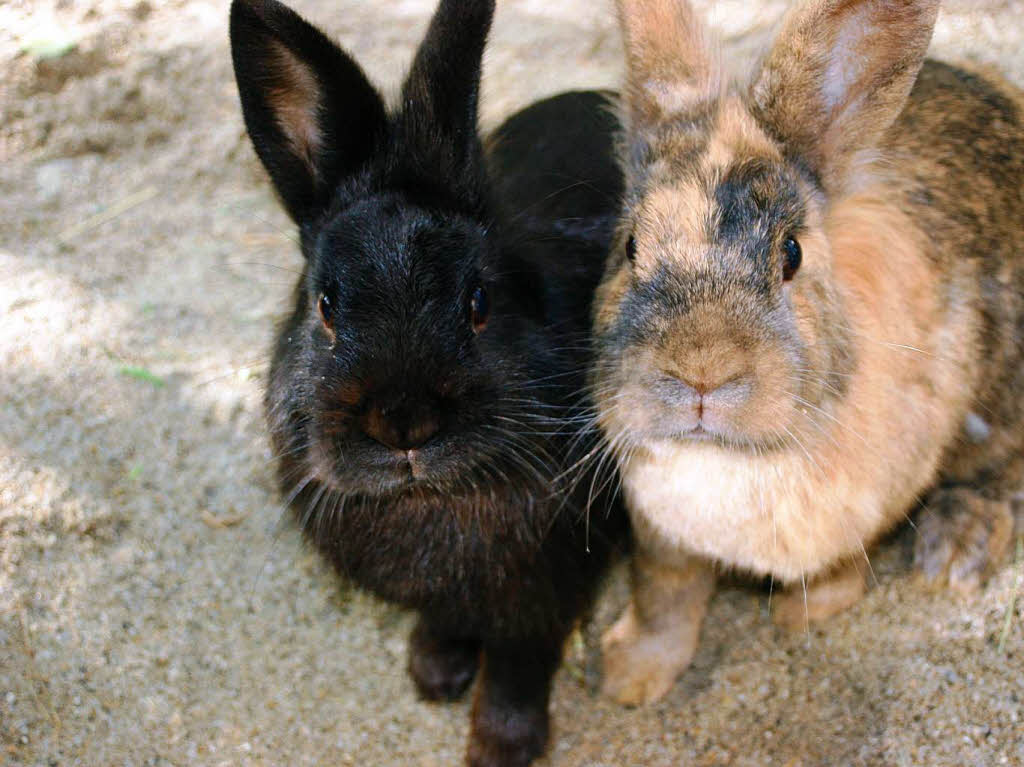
(467, 701), (548, 767)
(408, 619), (480, 702)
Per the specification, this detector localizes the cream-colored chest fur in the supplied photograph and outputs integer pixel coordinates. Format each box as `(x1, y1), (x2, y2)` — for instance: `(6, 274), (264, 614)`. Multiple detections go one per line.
(623, 443), (892, 582)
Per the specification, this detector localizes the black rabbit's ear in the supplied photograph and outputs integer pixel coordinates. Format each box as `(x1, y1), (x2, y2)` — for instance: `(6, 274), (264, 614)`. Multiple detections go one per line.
(230, 0), (387, 224)
(399, 0), (495, 168)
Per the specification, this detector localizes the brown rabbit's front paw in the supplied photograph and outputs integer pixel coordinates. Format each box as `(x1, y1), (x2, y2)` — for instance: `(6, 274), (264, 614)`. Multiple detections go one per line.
(771, 561), (866, 632)
(408, 619), (480, 702)
(915, 487), (1014, 593)
(600, 603), (694, 706)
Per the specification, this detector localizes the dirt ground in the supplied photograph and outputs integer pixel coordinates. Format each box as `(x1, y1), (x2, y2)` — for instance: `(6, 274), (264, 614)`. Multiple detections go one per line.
(2, 1), (1023, 765)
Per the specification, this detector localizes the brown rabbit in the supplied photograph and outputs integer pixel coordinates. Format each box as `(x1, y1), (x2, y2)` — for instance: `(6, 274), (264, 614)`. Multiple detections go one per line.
(592, 0), (1024, 705)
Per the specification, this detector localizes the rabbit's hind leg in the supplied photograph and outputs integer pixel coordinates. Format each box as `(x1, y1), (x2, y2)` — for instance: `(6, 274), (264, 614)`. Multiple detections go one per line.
(914, 484), (1015, 593)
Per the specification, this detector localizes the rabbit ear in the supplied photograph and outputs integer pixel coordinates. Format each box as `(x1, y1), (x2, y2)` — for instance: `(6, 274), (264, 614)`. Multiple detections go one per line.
(617, 0), (720, 128)
(398, 0), (495, 172)
(750, 0), (939, 193)
(230, 0), (387, 224)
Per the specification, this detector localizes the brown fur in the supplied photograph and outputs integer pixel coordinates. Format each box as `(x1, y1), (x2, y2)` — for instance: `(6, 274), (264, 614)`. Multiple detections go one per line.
(268, 39), (324, 177)
(595, 0), (1024, 704)
(772, 559), (866, 633)
(750, 0), (938, 193)
(601, 518), (715, 705)
(618, 0), (720, 126)
(914, 487), (1015, 593)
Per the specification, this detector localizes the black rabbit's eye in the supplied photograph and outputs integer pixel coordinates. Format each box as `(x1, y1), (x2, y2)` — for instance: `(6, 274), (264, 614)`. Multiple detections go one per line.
(470, 286), (489, 334)
(782, 236), (802, 281)
(317, 293), (334, 330)
(625, 234), (637, 263)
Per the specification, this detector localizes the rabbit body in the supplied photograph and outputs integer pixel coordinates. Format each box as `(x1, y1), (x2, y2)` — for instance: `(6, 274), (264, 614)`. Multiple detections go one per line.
(595, 0), (1023, 704)
(619, 60), (1024, 581)
(230, 1), (626, 763)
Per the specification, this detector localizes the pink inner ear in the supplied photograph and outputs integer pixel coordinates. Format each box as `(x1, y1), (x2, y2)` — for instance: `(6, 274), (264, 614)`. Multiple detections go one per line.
(268, 40), (324, 178)
(817, 4), (879, 162)
(821, 5), (873, 114)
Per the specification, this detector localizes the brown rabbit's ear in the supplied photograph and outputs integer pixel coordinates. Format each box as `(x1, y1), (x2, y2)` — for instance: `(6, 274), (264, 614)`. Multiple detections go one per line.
(617, 0), (720, 128)
(750, 0), (939, 193)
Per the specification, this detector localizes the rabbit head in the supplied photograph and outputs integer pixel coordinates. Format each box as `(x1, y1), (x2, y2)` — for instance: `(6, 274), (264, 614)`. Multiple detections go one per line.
(230, 0), (560, 501)
(594, 0), (939, 454)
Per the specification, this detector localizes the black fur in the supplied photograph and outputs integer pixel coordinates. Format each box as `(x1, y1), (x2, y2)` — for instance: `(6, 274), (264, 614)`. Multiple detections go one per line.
(229, 0), (388, 223)
(229, 2), (627, 765)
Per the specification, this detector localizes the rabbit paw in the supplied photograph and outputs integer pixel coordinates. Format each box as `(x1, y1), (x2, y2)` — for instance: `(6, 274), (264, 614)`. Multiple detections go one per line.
(914, 487), (1014, 593)
(600, 603), (694, 706)
(466, 702), (547, 767)
(771, 562), (866, 632)
(408, 620), (480, 702)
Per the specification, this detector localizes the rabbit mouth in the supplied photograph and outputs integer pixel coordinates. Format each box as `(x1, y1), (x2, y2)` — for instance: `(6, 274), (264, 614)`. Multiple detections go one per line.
(602, 374), (759, 448)
(404, 449), (431, 481)
(600, 390), (780, 453)
(681, 425), (716, 440)
(324, 448), (450, 495)
(386, 448), (449, 488)
(364, 449), (432, 488)
(309, 435), (520, 498)
(663, 423), (750, 449)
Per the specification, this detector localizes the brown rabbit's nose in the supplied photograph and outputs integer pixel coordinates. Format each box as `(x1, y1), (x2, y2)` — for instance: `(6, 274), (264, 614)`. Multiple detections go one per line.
(361, 400), (441, 451)
(659, 365), (751, 405)
(668, 371), (743, 396)
(657, 312), (754, 405)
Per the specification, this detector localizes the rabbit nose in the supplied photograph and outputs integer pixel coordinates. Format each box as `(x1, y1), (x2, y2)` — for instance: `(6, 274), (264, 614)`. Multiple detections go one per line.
(362, 400), (441, 450)
(660, 367), (749, 399)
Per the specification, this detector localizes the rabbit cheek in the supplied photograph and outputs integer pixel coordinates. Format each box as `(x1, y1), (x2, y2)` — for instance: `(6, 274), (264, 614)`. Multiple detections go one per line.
(592, 261), (634, 337)
(595, 375), (665, 442)
(309, 382), (370, 475)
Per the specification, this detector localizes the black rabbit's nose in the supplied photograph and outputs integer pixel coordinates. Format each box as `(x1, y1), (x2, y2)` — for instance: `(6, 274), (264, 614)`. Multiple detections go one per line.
(362, 399), (441, 451)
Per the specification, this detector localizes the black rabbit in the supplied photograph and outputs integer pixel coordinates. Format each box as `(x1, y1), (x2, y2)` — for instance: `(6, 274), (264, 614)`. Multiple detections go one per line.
(229, 1), (627, 764)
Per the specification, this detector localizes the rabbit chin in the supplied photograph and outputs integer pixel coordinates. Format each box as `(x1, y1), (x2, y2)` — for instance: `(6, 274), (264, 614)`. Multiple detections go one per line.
(640, 408), (766, 448)
(619, 438), (887, 583)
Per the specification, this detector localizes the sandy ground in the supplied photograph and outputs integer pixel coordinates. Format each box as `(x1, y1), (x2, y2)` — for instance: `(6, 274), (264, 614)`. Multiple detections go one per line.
(2, 1), (1023, 765)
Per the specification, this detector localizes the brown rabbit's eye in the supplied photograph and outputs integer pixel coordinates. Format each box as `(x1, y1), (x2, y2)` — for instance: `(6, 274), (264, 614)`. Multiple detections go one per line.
(470, 286), (489, 334)
(317, 293), (334, 330)
(782, 236), (802, 281)
(625, 234), (637, 263)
